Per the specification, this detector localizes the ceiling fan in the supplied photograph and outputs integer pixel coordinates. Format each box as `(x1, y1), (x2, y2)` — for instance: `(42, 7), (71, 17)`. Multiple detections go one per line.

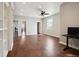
(30, 6), (49, 16)
(40, 10), (49, 16)
(34, 7), (49, 16)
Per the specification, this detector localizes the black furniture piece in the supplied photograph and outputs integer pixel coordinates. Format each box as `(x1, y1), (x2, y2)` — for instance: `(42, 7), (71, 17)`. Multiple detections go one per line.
(62, 27), (79, 50)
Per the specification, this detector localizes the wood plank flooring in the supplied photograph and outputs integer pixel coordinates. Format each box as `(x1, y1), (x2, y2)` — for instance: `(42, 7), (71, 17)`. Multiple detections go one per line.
(7, 34), (79, 57)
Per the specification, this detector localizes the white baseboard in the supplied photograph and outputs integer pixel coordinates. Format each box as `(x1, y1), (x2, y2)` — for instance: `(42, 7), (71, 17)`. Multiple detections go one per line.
(3, 50), (8, 57)
(3, 41), (14, 57)
(59, 41), (79, 50)
(9, 41), (13, 51)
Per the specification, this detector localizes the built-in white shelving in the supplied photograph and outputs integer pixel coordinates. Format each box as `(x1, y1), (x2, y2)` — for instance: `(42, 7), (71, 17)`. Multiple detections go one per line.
(0, 28), (7, 31)
(0, 39), (2, 40)
(0, 18), (3, 20)
(0, 2), (3, 57)
(0, 2), (14, 57)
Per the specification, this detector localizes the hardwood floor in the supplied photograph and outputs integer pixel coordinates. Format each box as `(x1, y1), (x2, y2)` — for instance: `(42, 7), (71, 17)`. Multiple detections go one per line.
(7, 34), (79, 57)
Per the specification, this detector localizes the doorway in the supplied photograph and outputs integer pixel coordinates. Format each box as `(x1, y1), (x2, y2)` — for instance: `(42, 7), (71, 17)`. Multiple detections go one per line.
(21, 21), (26, 36)
(13, 20), (18, 38)
(37, 22), (40, 34)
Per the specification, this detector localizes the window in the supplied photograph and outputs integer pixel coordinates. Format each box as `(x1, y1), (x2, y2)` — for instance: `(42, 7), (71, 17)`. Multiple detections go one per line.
(47, 19), (53, 30)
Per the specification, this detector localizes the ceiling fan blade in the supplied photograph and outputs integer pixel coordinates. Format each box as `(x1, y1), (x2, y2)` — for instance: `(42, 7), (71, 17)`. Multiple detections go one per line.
(35, 8), (43, 12)
(44, 13), (49, 15)
(40, 13), (49, 16)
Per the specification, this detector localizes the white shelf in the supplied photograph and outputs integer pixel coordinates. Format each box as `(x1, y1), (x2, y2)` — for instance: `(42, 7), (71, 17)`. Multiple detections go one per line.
(0, 39), (2, 40)
(0, 18), (3, 21)
(3, 39), (7, 43)
(0, 19), (3, 21)
(0, 28), (7, 31)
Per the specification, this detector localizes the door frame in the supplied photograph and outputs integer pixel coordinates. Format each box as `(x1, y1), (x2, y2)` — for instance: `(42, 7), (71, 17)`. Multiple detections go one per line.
(37, 22), (40, 34)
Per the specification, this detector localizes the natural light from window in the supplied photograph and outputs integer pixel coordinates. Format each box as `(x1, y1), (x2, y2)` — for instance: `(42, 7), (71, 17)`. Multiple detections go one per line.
(47, 19), (53, 30)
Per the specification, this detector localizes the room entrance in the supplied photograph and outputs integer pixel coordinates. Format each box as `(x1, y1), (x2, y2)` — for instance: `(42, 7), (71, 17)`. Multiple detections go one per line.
(21, 21), (26, 36)
(37, 22), (40, 34)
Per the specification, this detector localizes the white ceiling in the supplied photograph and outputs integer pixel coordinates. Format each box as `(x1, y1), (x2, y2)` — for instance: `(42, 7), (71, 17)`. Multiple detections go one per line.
(14, 2), (63, 18)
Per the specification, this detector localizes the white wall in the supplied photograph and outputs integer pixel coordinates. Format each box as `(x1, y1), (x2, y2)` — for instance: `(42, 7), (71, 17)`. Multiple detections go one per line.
(60, 2), (79, 50)
(14, 16), (26, 36)
(42, 13), (60, 38)
(13, 20), (18, 29)
(26, 17), (41, 35)
(18, 20), (22, 36)
(14, 16), (42, 36)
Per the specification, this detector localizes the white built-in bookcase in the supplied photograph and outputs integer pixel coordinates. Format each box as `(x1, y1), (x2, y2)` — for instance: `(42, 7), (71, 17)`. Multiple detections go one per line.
(0, 2), (14, 57)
